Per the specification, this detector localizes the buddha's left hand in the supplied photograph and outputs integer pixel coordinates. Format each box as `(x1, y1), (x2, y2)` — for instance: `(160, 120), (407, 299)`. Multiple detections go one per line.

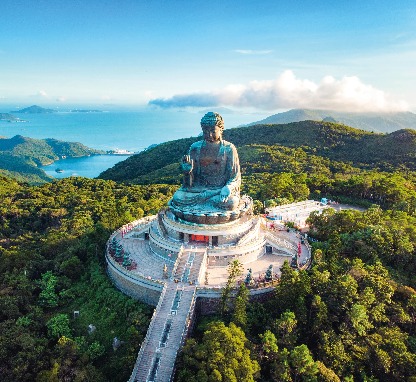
(220, 186), (231, 202)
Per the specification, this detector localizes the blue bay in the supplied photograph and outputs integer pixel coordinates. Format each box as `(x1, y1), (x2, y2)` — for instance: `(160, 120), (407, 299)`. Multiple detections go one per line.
(0, 109), (268, 179)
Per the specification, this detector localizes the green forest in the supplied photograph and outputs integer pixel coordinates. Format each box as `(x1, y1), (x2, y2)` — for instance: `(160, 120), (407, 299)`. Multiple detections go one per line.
(0, 135), (104, 184)
(0, 177), (176, 381)
(0, 121), (415, 381)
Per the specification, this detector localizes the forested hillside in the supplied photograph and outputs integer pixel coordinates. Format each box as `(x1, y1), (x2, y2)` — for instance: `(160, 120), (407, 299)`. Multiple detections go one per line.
(0, 135), (104, 184)
(0, 176), (176, 381)
(246, 108), (416, 133)
(100, 122), (416, 215)
(174, 187), (416, 381)
(99, 121), (416, 185)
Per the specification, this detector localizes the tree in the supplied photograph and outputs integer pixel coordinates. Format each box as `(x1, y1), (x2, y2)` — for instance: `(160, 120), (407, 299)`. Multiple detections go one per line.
(177, 322), (260, 382)
(289, 344), (318, 382)
(275, 310), (298, 348)
(259, 330), (278, 355)
(232, 283), (249, 329)
(349, 303), (372, 336)
(221, 260), (243, 316)
(46, 314), (71, 339)
(316, 361), (340, 382)
(38, 271), (58, 307)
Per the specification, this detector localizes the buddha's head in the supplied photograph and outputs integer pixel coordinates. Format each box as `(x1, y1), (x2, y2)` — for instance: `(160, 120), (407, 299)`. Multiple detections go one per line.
(200, 112), (224, 143)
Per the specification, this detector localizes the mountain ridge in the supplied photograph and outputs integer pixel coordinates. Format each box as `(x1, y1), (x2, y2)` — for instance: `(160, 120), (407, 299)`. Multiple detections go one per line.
(99, 120), (416, 184)
(246, 108), (416, 133)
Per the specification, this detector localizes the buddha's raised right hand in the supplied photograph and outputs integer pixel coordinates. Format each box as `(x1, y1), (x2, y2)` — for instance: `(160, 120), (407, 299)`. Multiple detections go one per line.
(181, 155), (193, 173)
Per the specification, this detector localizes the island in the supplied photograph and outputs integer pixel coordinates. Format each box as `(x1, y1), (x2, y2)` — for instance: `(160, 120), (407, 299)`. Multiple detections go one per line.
(11, 105), (55, 114)
(0, 113), (26, 122)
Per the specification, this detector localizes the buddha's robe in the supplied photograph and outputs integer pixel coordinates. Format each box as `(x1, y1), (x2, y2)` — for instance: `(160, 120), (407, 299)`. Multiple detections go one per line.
(171, 139), (241, 211)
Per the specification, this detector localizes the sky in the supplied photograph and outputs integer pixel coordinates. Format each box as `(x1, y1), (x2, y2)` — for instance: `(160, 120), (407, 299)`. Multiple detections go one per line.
(1, 0), (415, 112)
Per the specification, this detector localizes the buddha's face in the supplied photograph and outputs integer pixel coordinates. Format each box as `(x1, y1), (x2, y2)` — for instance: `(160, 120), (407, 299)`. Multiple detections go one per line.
(203, 125), (222, 143)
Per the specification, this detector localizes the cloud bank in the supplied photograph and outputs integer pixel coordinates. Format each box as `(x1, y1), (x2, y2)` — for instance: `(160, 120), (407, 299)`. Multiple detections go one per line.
(149, 70), (408, 112)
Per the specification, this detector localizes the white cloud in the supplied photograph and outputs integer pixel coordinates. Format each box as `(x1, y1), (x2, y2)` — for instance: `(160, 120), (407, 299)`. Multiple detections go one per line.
(149, 70), (409, 112)
(29, 90), (49, 99)
(234, 49), (273, 55)
(56, 96), (67, 102)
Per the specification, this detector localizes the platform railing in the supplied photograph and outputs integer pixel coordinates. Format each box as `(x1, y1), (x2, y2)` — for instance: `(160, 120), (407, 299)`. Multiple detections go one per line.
(208, 237), (266, 256)
(162, 211), (254, 233)
(149, 222), (183, 253)
(264, 232), (297, 255)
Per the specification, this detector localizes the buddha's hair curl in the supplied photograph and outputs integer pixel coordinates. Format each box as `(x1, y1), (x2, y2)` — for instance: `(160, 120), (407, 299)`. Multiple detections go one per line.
(200, 112), (224, 131)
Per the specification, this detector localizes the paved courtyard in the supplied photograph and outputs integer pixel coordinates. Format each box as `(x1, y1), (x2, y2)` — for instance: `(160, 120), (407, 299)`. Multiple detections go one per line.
(114, 224), (310, 287)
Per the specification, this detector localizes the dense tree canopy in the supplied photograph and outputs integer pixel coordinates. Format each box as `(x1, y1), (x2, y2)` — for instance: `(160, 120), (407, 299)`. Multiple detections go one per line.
(0, 176), (176, 381)
(176, 321), (260, 382)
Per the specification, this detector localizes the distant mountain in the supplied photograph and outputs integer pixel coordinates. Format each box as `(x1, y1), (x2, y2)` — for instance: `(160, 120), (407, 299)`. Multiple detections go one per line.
(99, 120), (416, 184)
(246, 109), (416, 133)
(0, 135), (104, 184)
(12, 105), (55, 114)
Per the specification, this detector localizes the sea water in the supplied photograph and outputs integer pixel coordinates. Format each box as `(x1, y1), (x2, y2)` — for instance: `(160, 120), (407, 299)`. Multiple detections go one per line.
(0, 109), (269, 178)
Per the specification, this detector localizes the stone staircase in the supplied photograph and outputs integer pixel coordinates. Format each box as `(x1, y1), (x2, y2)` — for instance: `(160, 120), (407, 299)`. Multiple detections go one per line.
(173, 252), (190, 280)
(130, 251), (202, 382)
(174, 249), (207, 284)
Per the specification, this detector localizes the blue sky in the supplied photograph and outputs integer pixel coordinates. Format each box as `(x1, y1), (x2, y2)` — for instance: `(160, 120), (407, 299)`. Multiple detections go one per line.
(1, 0), (415, 112)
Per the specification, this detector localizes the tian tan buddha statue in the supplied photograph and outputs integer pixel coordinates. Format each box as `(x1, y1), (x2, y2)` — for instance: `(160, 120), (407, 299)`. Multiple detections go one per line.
(169, 112), (243, 222)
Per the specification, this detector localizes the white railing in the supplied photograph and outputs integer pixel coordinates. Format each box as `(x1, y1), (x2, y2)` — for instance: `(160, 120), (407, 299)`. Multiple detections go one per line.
(111, 215), (156, 240)
(149, 222), (182, 253)
(197, 249), (208, 285)
(168, 288), (197, 382)
(297, 240), (312, 270)
(208, 237), (266, 256)
(264, 232), (296, 255)
(235, 218), (260, 246)
(162, 211), (254, 234)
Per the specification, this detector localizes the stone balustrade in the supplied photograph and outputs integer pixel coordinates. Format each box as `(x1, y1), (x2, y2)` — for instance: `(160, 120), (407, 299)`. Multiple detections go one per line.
(162, 210), (254, 235)
(264, 232), (297, 255)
